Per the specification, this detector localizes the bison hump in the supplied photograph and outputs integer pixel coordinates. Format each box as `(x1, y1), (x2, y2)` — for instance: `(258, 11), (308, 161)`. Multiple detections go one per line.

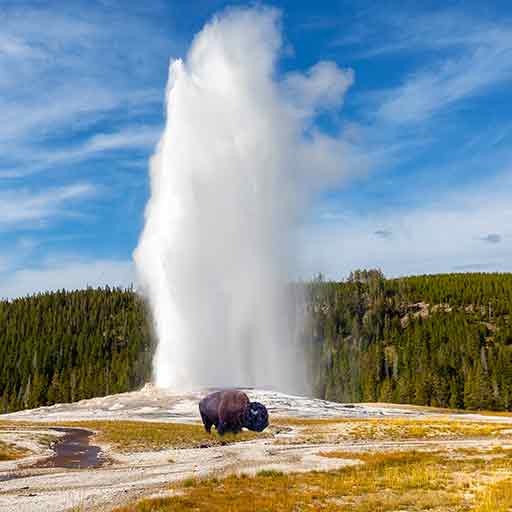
(218, 390), (249, 425)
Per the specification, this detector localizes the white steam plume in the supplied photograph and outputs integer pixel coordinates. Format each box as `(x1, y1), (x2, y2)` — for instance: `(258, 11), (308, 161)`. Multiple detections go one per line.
(134, 6), (354, 392)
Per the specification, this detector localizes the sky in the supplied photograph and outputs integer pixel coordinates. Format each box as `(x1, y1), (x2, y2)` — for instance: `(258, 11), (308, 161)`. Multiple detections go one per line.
(2, 0), (512, 298)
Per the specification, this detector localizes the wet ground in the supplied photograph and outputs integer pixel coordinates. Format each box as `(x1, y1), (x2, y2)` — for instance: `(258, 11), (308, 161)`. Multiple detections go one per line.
(0, 427), (104, 486)
(0, 474), (17, 484)
(36, 428), (104, 470)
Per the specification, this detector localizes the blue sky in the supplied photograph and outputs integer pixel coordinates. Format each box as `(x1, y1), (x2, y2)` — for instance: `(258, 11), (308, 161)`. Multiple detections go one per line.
(2, 0), (512, 298)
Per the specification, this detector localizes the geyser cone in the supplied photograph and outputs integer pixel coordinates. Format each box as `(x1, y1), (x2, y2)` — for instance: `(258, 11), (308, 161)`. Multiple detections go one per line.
(134, 7), (354, 393)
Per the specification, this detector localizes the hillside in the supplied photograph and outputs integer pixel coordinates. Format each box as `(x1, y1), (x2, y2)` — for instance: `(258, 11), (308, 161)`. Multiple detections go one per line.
(1, 271), (512, 413)
(0, 287), (153, 413)
(307, 271), (512, 410)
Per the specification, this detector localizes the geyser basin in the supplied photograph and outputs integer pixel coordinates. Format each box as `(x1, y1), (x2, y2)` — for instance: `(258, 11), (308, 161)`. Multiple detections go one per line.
(1, 386), (403, 423)
(134, 6), (353, 392)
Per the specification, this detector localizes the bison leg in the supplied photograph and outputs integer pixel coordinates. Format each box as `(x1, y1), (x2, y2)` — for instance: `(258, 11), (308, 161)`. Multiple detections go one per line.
(200, 411), (213, 434)
(231, 418), (242, 434)
(216, 421), (226, 436)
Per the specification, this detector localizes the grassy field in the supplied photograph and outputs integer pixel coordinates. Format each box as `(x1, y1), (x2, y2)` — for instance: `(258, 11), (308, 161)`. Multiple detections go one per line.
(61, 420), (268, 452)
(3, 415), (512, 509)
(274, 417), (512, 444)
(2, 416), (511, 454)
(114, 447), (512, 511)
(0, 420), (268, 455)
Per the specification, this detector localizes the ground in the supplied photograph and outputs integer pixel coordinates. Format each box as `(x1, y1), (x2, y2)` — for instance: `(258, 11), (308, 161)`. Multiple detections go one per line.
(0, 386), (511, 511)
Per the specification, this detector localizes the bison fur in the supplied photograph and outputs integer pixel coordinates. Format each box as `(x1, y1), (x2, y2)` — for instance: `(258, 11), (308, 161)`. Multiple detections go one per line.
(199, 390), (269, 435)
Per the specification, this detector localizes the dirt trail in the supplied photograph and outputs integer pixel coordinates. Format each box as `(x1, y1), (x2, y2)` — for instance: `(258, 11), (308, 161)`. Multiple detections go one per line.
(1, 387), (511, 512)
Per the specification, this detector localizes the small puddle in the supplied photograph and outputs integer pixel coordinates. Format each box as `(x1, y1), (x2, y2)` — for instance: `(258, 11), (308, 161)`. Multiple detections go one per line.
(0, 427), (105, 484)
(36, 427), (104, 469)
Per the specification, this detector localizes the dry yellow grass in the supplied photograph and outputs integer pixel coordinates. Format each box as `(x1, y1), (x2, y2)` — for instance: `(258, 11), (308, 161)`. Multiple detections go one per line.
(0, 421), (49, 430)
(114, 447), (512, 512)
(4, 417), (512, 509)
(0, 422), (44, 461)
(0, 420), (268, 454)
(472, 478), (512, 512)
(61, 420), (268, 452)
(0, 440), (28, 461)
(275, 417), (512, 444)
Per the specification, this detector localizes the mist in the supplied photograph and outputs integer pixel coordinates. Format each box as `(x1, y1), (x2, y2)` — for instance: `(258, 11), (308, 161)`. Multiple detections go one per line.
(134, 6), (353, 393)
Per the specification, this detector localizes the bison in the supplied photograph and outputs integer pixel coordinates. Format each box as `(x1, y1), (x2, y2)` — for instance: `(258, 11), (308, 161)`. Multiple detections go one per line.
(198, 389), (269, 435)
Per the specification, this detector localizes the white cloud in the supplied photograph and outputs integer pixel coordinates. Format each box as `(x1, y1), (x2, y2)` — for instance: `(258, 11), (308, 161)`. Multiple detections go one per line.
(0, 183), (95, 228)
(371, 15), (512, 124)
(84, 128), (160, 153)
(284, 61), (354, 114)
(0, 259), (135, 299)
(2, 126), (161, 177)
(299, 171), (512, 278)
(0, 3), (172, 176)
(0, 86), (146, 143)
(0, 34), (40, 59)
(377, 49), (512, 124)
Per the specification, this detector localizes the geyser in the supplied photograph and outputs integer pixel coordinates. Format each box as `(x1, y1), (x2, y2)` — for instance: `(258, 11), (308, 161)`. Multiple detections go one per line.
(134, 6), (354, 392)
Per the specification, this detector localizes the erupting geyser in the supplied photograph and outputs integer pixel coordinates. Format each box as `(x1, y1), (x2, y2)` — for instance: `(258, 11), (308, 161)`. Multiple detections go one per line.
(134, 6), (354, 392)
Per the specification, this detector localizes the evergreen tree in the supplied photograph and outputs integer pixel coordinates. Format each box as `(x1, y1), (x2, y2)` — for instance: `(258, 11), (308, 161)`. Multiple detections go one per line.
(0, 287), (153, 413)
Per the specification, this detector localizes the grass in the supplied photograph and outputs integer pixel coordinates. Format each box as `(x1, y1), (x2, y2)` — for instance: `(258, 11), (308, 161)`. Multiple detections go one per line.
(0, 420), (269, 454)
(3, 416), (512, 509)
(113, 447), (512, 511)
(473, 478), (512, 512)
(0, 421), (50, 430)
(0, 440), (28, 461)
(60, 420), (268, 452)
(0, 422), (45, 461)
(274, 417), (512, 444)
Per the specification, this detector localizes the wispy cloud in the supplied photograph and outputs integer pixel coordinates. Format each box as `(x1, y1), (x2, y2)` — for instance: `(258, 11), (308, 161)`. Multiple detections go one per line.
(0, 2), (176, 299)
(2, 126), (161, 178)
(2, 2), (511, 298)
(0, 184), (95, 228)
(374, 229), (392, 239)
(377, 48), (512, 124)
(284, 61), (354, 113)
(0, 2), (173, 175)
(0, 258), (134, 299)
(322, 7), (512, 228)
(299, 168), (512, 278)
(364, 12), (512, 124)
(480, 233), (502, 244)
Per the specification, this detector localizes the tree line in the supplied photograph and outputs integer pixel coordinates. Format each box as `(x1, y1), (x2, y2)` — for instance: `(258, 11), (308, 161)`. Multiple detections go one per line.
(0, 287), (153, 413)
(1, 271), (512, 413)
(306, 270), (512, 410)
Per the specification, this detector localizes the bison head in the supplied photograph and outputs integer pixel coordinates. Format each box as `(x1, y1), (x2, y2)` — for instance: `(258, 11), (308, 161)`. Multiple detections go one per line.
(243, 401), (269, 432)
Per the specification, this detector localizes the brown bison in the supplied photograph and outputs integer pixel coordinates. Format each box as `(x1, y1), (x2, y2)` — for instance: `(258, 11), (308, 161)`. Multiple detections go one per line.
(199, 389), (269, 435)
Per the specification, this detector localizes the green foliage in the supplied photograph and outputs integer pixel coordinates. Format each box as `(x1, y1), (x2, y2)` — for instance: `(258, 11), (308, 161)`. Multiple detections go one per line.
(306, 271), (512, 411)
(0, 287), (154, 413)
(2, 271), (512, 413)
